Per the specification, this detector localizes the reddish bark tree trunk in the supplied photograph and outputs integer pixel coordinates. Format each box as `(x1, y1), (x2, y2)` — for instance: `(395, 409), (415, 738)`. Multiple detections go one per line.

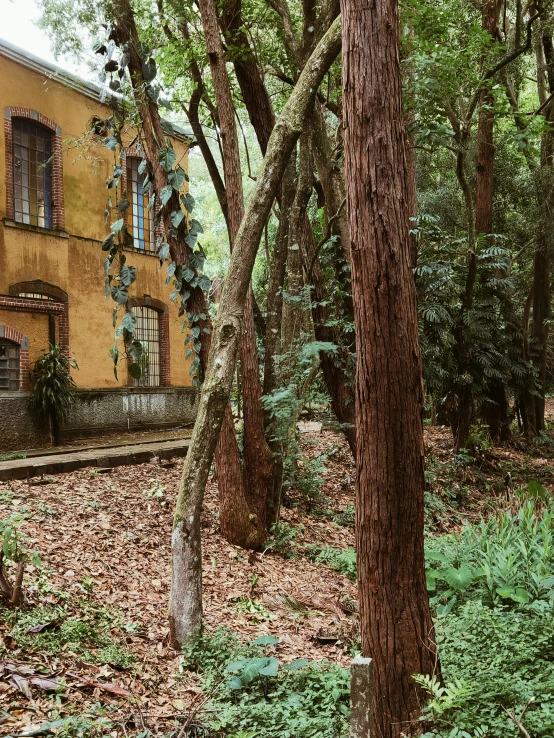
(475, 0), (510, 443)
(527, 31), (554, 435)
(341, 0), (439, 735)
(198, 0), (273, 546)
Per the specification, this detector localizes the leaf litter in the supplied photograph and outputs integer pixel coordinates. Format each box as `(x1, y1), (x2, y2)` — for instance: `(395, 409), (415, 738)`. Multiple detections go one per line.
(0, 429), (358, 736)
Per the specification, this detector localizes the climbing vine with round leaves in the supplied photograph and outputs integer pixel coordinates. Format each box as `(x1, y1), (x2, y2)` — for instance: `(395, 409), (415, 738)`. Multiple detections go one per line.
(92, 20), (210, 385)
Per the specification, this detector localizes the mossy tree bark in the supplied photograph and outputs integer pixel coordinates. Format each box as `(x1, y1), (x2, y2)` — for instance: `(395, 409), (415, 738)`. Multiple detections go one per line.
(168, 16), (342, 647)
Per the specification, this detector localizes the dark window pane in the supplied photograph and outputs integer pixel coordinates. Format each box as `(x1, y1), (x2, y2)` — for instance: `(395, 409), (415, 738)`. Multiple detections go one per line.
(0, 339), (20, 391)
(132, 306), (161, 387)
(12, 118), (53, 229)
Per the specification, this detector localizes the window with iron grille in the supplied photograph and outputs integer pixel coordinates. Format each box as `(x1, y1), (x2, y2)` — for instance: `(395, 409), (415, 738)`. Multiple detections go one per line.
(133, 306), (160, 387)
(127, 157), (154, 251)
(12, 118), (53, 229)
(18, 293), (55, 300)
(0, 339), (20, 391)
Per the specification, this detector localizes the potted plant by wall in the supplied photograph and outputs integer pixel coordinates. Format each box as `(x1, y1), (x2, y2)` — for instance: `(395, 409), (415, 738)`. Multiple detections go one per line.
(29, 345), (78, 446)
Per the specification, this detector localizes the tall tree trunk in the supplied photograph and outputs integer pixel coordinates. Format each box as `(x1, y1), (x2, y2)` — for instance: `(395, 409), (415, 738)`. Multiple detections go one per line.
(263, 155), (297, 524)
(527, 29), (554, 435)
(476, 0), (510, 442)
(223, 0), (356, 456)
(198, 0), (274, 546)
(169, 16), (342, 647)
(341, 1), (438, 736)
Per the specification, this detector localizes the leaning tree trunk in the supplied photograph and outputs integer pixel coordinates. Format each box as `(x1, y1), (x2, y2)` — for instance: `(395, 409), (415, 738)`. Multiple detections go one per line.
(168, 17), (342, 647)
(341, 0), (439, 735)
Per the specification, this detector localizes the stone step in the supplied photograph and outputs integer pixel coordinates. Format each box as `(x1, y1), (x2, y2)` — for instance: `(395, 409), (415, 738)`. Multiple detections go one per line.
(0, 438), (190, 481)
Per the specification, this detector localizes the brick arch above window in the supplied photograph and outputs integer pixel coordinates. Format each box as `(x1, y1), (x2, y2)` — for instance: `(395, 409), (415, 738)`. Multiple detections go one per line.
(9, 280), (68, 304)
(128, 296), (170, 387)
(4, 107), (65, 231)
(0, 325), (29, 391)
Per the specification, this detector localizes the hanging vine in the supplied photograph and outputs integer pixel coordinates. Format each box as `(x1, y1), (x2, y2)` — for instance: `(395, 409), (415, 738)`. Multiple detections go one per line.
(92, 17), (210, 384)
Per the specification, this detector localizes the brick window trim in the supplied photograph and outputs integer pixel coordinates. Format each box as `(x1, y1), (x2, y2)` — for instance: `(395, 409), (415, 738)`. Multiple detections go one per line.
(0, 294), (70, 360)
(0, 324), (30, 391)
(4, 107), (65, 231)
(128, 295), (170, 387)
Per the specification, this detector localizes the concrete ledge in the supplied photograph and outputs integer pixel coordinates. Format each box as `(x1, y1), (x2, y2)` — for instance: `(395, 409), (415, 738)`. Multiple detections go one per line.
(0, 438), (190, 481)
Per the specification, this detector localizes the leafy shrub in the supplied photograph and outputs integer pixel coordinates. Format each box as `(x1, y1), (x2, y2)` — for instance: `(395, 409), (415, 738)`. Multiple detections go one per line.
(304, 545), (356, 581)
(265, 522), (301, 558)
(0, 513), (41, 606)
(417, 600), (554, 737)
(29, 344), (78, 444)
(181, 628), (350, 738)
(425, 502), (554, 612)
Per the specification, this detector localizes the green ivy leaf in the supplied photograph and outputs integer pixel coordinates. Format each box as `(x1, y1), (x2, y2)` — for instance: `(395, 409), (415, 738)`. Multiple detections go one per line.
(111, 218), (125, 233)
(122, 312), (136, 332)
(168, 166), (186, 190)
(159, 147), (176, 172)
(102, 233), (115, 251)
(189, 219), (203, 235)
(142, 58), (157, 82)
(160, 185), (173, 206)
(181, 192), (195, 213)
(128, 363), (142, 380)
(158, 243), (170, 261)
(111, 285), (128, 306)
(120, 265), (136, 287)
(171, 210), (185, 228)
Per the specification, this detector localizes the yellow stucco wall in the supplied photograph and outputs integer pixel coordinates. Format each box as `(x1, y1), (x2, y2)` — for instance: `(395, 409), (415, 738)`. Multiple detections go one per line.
(0, 52), (193, 389)
(0, 309), (50, 366)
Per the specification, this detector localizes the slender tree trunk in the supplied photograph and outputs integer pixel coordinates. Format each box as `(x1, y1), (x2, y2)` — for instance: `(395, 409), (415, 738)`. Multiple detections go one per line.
(263, 155), (297, 524)
(168, 17), (342, 647)
(528, 29), (554, 434)
(310, 102), (350, 263)
(341, 1), (438, 736)
(198, 0), (274, 545)
(476, 0), (510, 442)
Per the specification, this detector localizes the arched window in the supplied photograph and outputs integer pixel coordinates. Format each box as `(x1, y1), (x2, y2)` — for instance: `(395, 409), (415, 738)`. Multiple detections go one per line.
(0, 338), (20, 391)
(12, 118), (53, 229)
(133, 306), (161, 386)
(127, 157), (154, 251)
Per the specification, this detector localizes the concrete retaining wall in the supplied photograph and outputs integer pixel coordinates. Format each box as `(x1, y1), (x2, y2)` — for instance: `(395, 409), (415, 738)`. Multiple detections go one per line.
(0, 392), (47, 452)
(0, 387), (198, 451)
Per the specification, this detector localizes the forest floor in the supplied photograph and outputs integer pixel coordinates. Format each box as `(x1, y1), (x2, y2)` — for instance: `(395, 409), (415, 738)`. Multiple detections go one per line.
(1, 405), (554, 736)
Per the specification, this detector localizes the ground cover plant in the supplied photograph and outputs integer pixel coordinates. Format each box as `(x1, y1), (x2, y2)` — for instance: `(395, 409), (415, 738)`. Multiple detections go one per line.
(3, 420), (554, 736)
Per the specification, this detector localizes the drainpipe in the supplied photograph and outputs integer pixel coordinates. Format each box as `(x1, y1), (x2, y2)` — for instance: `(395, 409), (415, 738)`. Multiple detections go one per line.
(48, 313), (56, 347)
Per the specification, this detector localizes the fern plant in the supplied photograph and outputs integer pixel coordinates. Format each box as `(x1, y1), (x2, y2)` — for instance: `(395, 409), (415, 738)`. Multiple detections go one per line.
(28, 344), (78, 446)
(414, 214), (536, 444)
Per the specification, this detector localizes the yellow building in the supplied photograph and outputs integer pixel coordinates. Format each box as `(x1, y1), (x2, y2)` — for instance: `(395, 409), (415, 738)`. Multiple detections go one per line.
(0, 39), (197, 451)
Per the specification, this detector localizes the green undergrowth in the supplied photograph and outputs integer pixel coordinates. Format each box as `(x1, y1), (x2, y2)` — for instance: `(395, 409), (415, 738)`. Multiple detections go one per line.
(1, 593), (134, 669)
(180, 628), (350, 738)
(303, 544), (356, 581)
(418, 600), (554, 737)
